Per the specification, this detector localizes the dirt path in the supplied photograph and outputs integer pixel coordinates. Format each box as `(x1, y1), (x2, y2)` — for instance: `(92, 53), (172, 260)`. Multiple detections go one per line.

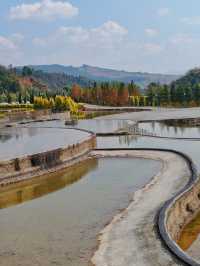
(91, 149), (191, 266)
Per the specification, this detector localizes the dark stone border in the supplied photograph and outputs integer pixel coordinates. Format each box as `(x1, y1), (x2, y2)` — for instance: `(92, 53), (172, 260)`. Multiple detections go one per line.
(94, 148), (200, 266)
(134, 134), (200, 141)
(84, 107), (152, 112)
(136, 120), (200, 140)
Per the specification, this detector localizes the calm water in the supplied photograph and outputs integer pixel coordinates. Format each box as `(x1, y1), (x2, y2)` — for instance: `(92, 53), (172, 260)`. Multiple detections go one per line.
(2, 118), (200, 263)
(0, 157), (161, 266)
(97, 121), (200, 262)
(24, 119), (131, 133)
(139, 121), (200, 138)
(0, 127), (89, 161)
(97, 136), (200, 170)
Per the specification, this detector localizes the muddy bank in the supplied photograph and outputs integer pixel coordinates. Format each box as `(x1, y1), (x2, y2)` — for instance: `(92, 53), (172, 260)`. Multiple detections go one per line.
(91, 149), (191, 266)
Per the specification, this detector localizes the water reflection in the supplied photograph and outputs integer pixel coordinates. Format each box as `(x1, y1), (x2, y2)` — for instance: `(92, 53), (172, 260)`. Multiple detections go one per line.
(97, 135), (200, 172)
(24, 119), (132, 134)
(0, 159), (98, 209)
(138, 121), (200, 138)
(0, 127), (90, 160)
(0, 157), (161, 266)
(97, 125), (200, 260)
(118, 134), (140, 146)
(0, 134), (12, 143)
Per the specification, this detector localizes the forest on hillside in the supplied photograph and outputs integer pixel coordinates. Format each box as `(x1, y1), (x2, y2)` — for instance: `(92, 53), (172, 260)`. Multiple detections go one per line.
(19, 68), (91, 90)
(145, 68), (200, 107)
(0, 65), (90, 103)
(1, 64), (200, 107)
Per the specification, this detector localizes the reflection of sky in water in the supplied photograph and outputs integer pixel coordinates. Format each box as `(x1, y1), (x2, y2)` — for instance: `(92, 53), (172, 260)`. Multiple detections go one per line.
(25, 119), (131, 133)
(69, 119), (130, 133)
(0, 127), (89, 161)
(0, 158), (161, 266)
(97, 136), (200, 171)
(139, 121), (200, 138)
(0, 119), (133, 160)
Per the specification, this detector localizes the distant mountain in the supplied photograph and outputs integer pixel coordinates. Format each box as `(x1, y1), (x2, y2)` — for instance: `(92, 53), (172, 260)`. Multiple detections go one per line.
(0, 65), (48, 94)
(16, 67), (92, 90)
(29, 64), (180, 87)
(27, 70), (91, 90)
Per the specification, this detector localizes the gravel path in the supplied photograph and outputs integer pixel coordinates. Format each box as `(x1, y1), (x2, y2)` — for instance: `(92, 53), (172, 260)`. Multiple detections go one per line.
(90, 149), (191, 266)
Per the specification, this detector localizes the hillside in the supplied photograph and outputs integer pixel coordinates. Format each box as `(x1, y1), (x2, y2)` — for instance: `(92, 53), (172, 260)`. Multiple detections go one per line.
(0, 66), (20, 93)
(31, 70), (91, 90)
(0, 65), (47, 94)
(171, 68), (200, 89)
(145, 68), (200, 106)
(29, 64), (180, 87)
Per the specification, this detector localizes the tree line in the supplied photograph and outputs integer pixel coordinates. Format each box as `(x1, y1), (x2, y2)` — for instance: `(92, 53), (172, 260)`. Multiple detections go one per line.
(2, 64), (200, 108)
(146, 69), (200, 107)
(71, 81), (141, 106)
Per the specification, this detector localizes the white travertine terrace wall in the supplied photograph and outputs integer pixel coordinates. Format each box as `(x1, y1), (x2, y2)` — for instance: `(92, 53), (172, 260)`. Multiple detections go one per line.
(0, 132), (96, 186)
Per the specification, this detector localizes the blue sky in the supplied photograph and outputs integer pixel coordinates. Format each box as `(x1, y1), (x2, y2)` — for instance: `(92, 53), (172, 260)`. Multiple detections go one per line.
(1, 0), (200, 73)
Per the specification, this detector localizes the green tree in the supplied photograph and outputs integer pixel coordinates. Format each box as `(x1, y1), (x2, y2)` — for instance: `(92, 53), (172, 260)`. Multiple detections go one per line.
(22, 66), (33, 77)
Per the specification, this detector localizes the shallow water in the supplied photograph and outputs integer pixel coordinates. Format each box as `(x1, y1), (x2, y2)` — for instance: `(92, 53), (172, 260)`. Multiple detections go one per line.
(138, 121), (200, 138)
(97, 133), (200, 260)
(0, 127), (89, 161)
(2, 118), (200, 263)
(97, 135), (200, 171)
(25, 119), (131, 134)
(0, 157), (161, 266)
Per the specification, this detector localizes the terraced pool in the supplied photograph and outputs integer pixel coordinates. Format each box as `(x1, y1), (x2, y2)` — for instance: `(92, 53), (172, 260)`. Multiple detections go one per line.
(0, 127), (90, 161)
(0, 157), (161, 266)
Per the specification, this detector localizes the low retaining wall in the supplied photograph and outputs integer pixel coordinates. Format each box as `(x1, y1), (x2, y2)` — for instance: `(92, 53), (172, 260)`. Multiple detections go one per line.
(0, 110), (70, 126)
(0, 129), (96, 186)
(166, 178), (200, 243)
(158, 150), (200, 266)
(84, 107), (152, 112)
(93, 148), (200, 265)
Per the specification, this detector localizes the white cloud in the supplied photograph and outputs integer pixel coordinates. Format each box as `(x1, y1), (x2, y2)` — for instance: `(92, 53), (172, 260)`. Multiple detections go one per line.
(30, 21), (130, 67)
(58, 26), (89, 43)
(0, 35), (22, 65)
(92, 21), (128, 37)
(143, 43), (163, 54)
(157, 8), (170, 17)
(34, 20), (128, 49)
(30, 21), (166, 70)
(9, 0), (78, 21)
(10, 33), (24, 43)
(170, 34), (195, 45)
(145, 28), (159, 37)
(181, 16), (200, 25)
(0, 36), (16, 50)
(33, 37), (48, 46)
